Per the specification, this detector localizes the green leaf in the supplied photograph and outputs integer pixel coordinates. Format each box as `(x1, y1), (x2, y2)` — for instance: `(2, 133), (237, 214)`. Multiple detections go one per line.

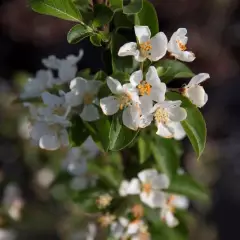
(138, 137), (150, 164)
(109, 114), (139, 151)
(151, 138), (180, 180)
(90, 34), (102, 46)
(111, 32), (133, 73)
(111, 71), (130, 82)
(72, 0), (90, 11)
(67, 24), (92, 44)
(109, 0), (122, 11)
(135, 0), (159, 36)
(168, 174), (209, 202)
(122, 0), (143, 14)
(68, 115), (89, 147)
(92, 4), (114, 28)
(167, 92), (206, 159)
(154, 60), (194, 83)
(30, 0), (82, 22)
(114, 11), (133, 29)
(94, 70), (107, 81)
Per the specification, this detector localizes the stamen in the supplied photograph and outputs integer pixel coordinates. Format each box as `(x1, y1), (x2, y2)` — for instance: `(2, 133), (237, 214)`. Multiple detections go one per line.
(140, 41), (152, 52)
(98, 213), (115, 227)
(154, 108), (169, 124)
(176, 40), (187, 51)
(142, 183), (152, 195)
(137, 81), (151, 96)
(119, 94), (131, 110)
(83, 93), (94, 105)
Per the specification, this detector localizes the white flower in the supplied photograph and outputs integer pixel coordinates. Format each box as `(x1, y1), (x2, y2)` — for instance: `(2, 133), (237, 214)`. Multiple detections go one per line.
(168, 28), (195, 62)
(42, 49), (84, 84)
(182, 73), (209, 108)
(120, 169), (170, 208)
(110, 217), (129, 239)
(100, 77), (141, 130)
(118, 26), (168, 62)
(167, 122), (186, 140)
(65, 78), (102, 122)
(149, 101), (187, 138)
(20, 70), (55, 99)
(130, 66), (166, 104)
(126, 220), (150, 240)
(160, 194), (189, 228)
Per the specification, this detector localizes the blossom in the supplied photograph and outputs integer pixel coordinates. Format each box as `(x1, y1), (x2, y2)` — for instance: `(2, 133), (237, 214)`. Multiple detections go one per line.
(160, 194), (189, 228)
(42, 49), (84, 84)
(143, 100), (187, 138)
(167, 122), (186, 140)
(181, 73), (209, 108)
(65, 77), (102, 122)
(118, 26), (168, 62)
(110, 217), (129, 239)
(130, 66), (166, 104)
(119, 169), (170, 208)
(98, 213), (116, 227)
(20, 70), (55, 99)
(168, 28), (195, 62)
(96, 194), (113, 209)
(100, 77), (141, 130)
(126, 220), (150, 240)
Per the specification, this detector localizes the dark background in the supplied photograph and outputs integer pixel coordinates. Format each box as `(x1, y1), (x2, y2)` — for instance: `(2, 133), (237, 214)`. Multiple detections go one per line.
(0, 0), (239, 239)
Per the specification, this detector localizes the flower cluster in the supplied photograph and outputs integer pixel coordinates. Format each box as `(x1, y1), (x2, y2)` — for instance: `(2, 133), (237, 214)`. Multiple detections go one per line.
(100, 26), (210, 138)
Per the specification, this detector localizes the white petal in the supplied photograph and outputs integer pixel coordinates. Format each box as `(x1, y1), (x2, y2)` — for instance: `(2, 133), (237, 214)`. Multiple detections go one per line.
(167, 122), (186, 140)
(146, 66), (161, 87)
(42, 56), (60, 69)
(204, 93), (208, 105)
(134, 26), (151, 43)
(151, 174), (170, 190)
(165, 211), (179, 228)
(39, 133), (60, 150)
(186, 85), (206, 108)
(41, 91), (64, 108)
(140, 95), (153, 115)
(168, 107), (187, 122)
(60, 129), (69, 147)
(154, 100), (182, 111)
(130, 70), (143, 87)
(107, 77), (123, 94)
(65, 91), (83, 107)
(188, 73), (210, 86)
(139, 114), (153, 128)
(149, 32), (168, 61)
(140, 190), (165, 208)
(70, 77), (88, 95)
(138, 169), (158, 183)
(127, 221), (141, 235)
(149, 86), (166, 103)
(176, 51), (196, 62)
(118, 42), (138, 57)
(119, 180), (129, 197)
(100, 96), (120, 115)
(59, 61), (77, 82)
(66, 49), (84, 64)
(122, 104), (140, 131)
(80, 104), (99, 122)
(86, 80), (102, 95)
(30, 121), (49, 141)
(127, 178), (141, 195)
(134, 50), (147, 62)
(172, 195), (189, 209)
(125, 88), (141, 104)
(156, 123), (174, 138)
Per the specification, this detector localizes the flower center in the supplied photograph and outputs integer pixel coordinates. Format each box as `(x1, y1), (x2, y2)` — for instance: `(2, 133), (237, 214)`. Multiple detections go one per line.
(142, 183), (152, 195)
(139, 41), (152, 57)
(154, 108), (169, 124)
(98, 214), (115, 227)
(83, 93), (94, 105)
(119, 94), (131, 110)
(176, 40), (187, 51)
(96, 194), (112, 209)
(137, 81), (151, 96)
(131, 204), (144, 219)
(53, 106), (66, 116)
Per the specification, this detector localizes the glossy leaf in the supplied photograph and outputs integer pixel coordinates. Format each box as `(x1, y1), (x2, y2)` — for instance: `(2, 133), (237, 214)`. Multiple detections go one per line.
(92, 4), (114, 28)
(68, 115), (89, 147)
(30, 0), (82, 22)
(122, 0), (143, 14)
(109, 115), (139, 151)
(168, 174), (209, 202)
(90, 34), (102, 46)
(167, 92), (207, 159)
(151, 138), (180, 180)
(111, 32), (133, 73)
(67, 24), (92, 44)
(155, 60), (194, 83)
(114, 11), (133, 29)
(135, 0), (159, 36)
(109, 0), (122, 11)
(138, 137), (150, 164)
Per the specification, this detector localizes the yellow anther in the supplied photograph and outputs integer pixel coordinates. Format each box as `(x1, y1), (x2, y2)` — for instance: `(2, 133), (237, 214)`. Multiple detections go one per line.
(154, 108), (169, 124)
(119, 94), (131, 110)
(140, 41), (152, 52)
(137, 81), (151, 96)
(83, 93), (94, 105)
(176, 40), (187, 51)
(142, 183), (152, 195)
(96, 194), (112, 209)
(98, 213), (115, 227)
(131, 204), (144, 219)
